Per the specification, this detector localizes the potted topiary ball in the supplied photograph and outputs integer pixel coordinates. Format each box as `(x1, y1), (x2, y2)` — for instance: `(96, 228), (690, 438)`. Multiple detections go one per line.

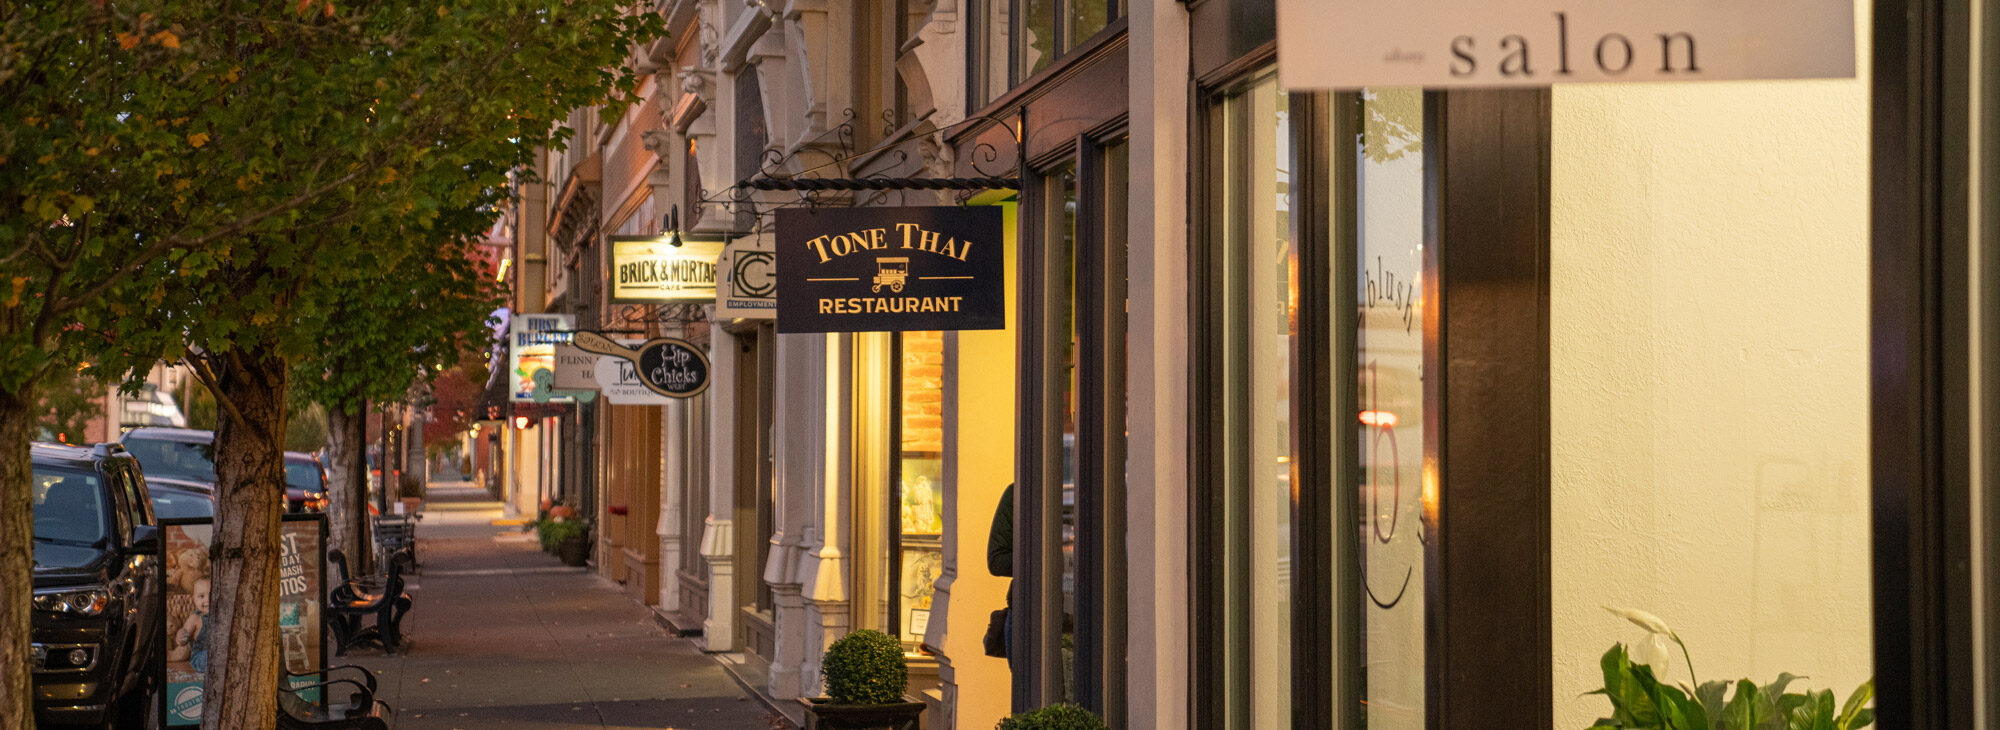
(997, 703), (1110, 730)
(803, 629), (924, 730)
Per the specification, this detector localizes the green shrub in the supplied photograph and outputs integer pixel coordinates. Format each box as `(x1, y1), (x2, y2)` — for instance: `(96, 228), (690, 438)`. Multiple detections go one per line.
(996, 703), (1108, 730)
(537, 518), (584, 551)
(821, 629), (907, 705)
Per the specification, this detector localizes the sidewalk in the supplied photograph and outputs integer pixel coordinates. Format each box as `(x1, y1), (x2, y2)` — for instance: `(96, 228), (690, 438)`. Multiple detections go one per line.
(348, 483), (786, 729)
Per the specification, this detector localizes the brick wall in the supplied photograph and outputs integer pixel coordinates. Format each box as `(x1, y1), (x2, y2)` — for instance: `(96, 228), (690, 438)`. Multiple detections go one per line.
(900, 330), (944, 454)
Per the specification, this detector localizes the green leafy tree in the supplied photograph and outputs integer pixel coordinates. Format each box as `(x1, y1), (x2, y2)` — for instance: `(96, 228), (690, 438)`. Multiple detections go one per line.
(0, 2), (660, 727)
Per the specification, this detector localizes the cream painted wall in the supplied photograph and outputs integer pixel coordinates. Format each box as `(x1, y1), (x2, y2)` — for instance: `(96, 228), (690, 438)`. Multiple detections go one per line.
(937, 202), (1016, 729)
(1549, 5), (1873, 726)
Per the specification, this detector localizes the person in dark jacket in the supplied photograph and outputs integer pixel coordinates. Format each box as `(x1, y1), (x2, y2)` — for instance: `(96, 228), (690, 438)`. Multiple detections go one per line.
(986, 484), (1014, 667)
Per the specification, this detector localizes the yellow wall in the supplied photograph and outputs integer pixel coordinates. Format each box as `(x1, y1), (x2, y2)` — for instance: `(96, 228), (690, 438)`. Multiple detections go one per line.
(1549, 5), (1873, 725)
(942, 201), (1017, 729)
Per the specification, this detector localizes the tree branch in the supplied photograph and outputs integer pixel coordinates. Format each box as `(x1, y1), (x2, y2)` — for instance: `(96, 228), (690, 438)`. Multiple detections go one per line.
(183, 353), (257, 440)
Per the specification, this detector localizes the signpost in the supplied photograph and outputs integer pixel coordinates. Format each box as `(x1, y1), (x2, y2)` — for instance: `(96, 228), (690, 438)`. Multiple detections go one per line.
(1277, 0), (1856, 88)
(775, 207), (1005, 333)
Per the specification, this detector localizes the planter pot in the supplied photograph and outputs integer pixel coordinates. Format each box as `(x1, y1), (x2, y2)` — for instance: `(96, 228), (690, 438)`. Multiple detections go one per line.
(397, 497), (423, 515)
(800, 698), (924, 730)
(557, 536), (589, 566)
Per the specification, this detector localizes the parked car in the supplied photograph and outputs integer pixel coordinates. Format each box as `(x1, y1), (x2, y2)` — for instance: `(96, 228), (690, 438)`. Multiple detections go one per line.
(30, 442), (164, 729)
(123, 426), (316, 511)
(145, 476), (215, 520)
(283, 451), (329, 513)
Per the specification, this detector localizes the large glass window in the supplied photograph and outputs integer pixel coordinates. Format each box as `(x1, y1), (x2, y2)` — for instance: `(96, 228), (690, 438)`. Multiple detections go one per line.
(1205, 71), (1296, 728)
(892, 330), (946, 647)
(969, 0), (1123, 107)
(1349, 87), (1428, 728)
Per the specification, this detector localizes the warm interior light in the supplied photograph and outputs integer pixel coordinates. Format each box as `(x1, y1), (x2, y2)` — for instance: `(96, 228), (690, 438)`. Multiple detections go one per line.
(513, 416), (531, 430)
(1359, 410), (1399, 428)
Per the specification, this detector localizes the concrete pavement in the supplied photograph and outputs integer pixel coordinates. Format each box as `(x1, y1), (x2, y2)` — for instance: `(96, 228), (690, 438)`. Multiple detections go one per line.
(347, 483), (786, 730)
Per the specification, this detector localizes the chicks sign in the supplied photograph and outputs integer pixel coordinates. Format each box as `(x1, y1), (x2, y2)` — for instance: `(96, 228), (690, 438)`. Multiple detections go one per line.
(776, 206), (1004, 333)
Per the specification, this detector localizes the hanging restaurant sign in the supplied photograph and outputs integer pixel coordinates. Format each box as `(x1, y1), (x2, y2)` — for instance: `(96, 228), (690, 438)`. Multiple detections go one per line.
(1276, 0), (1855, 88)
(609, 234), (728, 304)
(569, 331), (711, 399)
(775, 206), (1004, 333)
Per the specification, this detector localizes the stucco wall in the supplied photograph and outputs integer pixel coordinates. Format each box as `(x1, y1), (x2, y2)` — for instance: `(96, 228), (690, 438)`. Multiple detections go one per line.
(1549, 6), (1873, 725)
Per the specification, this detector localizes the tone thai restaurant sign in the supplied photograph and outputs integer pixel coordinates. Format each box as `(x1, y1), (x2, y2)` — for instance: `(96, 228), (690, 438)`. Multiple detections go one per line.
(776, 206), (1004, 333)
(1277, 0), (1855, 88)
(609, 234), (727, 304)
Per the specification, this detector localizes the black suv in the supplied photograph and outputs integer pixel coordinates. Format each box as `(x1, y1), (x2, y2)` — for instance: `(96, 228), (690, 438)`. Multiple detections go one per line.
(31, 442), (164, 728)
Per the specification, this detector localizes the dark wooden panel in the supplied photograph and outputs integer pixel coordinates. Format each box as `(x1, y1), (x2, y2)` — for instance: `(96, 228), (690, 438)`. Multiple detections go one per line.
(1870, 0), (1977, 725)
(1425, 88), (1552, 730)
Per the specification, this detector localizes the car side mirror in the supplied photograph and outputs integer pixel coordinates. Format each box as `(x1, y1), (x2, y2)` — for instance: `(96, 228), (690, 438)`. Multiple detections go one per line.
(131, 525), (162, 554)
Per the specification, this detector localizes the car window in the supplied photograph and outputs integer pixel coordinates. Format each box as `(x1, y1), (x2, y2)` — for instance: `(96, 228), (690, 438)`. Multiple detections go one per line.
(32, 467), (109, 545)
(123, 436), (216, 483)
(119, 463), (154, 528)
(284, 462), (323, 491)
(150, 490), (215, 520)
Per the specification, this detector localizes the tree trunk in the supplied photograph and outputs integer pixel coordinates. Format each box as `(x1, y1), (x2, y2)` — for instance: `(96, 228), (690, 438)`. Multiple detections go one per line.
(201, 350), (290, 729)
(0, 389), (37, 730)
(404, 380), (426, 493)
(324, 402), (370, 575)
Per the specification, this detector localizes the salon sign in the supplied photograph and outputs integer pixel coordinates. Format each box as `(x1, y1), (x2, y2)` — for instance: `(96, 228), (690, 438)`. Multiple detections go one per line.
(1278, 0), (1855, 88)
(776, 206), (1005, 333)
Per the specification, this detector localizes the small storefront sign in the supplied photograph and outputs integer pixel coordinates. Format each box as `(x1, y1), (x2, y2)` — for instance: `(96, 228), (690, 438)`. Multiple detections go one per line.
(775, 206), (1004, 333)
(509, 312), (573, 403)
(715, 233), (777, 320)
(610, 234), (727, 303)
(1277, 0), (1855, 88)
(569, 331), (711, 399)
(553, 337), (674, 405)
(160, 515), (325, 726)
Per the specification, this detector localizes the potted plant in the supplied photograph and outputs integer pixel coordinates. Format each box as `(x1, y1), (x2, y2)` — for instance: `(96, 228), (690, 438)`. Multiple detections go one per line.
(1587, 607), (1875, 730)
(803, 629), (924, 730)
(396, 474), (425, 514)
(536, 517), (589, 566)
(997, 703), (1108, 730)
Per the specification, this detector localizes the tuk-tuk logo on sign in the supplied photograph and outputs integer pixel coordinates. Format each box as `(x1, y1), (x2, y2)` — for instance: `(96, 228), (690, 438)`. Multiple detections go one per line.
(777, 206), (1004, 333)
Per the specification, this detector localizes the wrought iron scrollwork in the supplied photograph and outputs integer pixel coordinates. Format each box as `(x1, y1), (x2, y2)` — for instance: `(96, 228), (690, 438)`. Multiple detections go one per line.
(616, 303), (709, 326)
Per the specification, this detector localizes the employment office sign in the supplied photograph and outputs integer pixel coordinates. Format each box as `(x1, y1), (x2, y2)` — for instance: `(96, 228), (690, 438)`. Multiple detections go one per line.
(776, 207), (1004, 333)
(610, 234), (727, 303)
(715, 234), (776, 320)
(1277, 0), (1855, 88)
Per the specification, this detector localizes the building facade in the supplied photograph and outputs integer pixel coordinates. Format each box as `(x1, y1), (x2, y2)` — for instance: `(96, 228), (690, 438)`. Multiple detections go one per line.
(500, 0), (1998, 727)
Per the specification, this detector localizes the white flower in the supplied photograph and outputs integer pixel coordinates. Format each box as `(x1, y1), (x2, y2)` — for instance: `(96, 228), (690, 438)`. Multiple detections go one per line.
(1603, 606), (1676, 674)
(1603, 605), (1673, 635)
(1631, 632), (1674, 674)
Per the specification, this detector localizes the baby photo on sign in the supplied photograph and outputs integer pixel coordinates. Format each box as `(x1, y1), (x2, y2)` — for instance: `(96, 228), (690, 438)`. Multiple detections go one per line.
(162, 524), (213, 725)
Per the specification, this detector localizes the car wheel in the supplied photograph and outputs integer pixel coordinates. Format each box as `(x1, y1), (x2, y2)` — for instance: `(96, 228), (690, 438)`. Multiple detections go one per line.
(115, 672), (163, 730)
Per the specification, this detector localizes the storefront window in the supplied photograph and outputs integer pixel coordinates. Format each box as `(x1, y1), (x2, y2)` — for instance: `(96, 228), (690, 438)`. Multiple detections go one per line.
(1350, 87), (1428, 728)
(971, 0), (1123, 106)
(894, 331), (946, 647)
(1208, 71), (1295, 728)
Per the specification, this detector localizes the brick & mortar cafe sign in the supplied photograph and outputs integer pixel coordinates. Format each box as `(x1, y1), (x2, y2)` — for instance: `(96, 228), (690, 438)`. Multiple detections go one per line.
(610, 234), (727, 304)
(1278, 0), (1855, 88)
(776, 206), (1004, 333)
